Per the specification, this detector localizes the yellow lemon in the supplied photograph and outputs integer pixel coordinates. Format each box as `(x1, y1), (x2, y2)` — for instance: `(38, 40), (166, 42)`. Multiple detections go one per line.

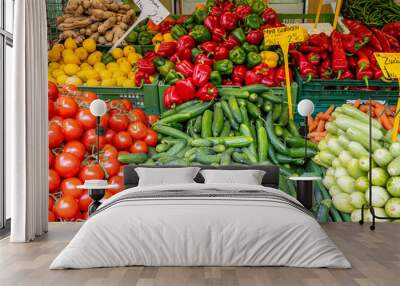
(87, 51), (102, 66)
(106, 62), (119, 72)
(64, 64), (80, 76)
(80, 63), (93, 70)
(128, 52), (142, 65)
(123, 45), (136, 57)
(122, 78), (135, 87)
(56, 74), (68, 85)
(63, 53), (80, 64)
(48, 49), (61, 62)
(101, 78), (116, 87)
(85, 69), (100, 80)
(66, 76), (82, 86)
(117, 57), (129, 65)
(116, 77), (127, 86)
(75, 47), (88, 61)
(76, 70), (88, 81)
(111, 48), (124, 59)
(52, 69), (65, 78)
(119, 62), (132, 75)
(82, 38), (96, 53)
(52, 43), (64, 53)
(86, 79), (100, 86)
(49, 62), (60, 70)
(94, 62), (106, 72)
(99, 70), (112, 80)
(64, 37), (77, 50)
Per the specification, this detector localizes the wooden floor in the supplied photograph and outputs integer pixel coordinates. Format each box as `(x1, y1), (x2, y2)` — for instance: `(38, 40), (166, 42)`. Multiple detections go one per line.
(0, 223), (399, 286)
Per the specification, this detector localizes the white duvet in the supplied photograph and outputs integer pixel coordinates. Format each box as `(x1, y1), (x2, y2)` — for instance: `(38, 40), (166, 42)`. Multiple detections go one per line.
(50, 183), (351, 269)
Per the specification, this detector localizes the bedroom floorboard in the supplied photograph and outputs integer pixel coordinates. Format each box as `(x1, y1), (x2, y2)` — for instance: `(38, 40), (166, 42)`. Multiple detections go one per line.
(0, 222), (398, 286)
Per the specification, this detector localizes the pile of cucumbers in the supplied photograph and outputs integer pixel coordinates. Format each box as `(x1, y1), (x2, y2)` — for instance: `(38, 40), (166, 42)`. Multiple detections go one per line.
(123, 84), (318, 176)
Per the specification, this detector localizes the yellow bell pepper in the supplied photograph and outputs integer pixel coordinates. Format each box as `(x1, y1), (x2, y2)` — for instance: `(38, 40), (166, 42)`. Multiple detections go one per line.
(149, 75), (155, 83)
(154, 43), (161, 53)
(260, 51), (279, 69)
(163, 33), (175, 42)
(152, 33), (163, 45)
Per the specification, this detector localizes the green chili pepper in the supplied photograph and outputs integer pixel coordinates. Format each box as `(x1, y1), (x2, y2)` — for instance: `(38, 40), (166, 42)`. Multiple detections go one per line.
(193, 7), (208, 24)
(192, 47), (203, 61)
(138, 31), (153, 45)
(159, 61), (175, 78)
(210, 71), (222, 86)
(189, 25), (211, 43)
(242, 42), (259, 53)
(229, 46), (246, 65)
(231, 27), (246, 43)
(171, 24), (187, 40)
(213, 59), (234, 75)
(245, 14), (263, 29)
(246, 52), (262, 69)
(126, 30), (138, 43)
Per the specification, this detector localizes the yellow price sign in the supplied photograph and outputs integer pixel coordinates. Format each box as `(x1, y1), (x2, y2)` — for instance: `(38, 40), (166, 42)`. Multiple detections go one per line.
(264, 25), (305, 120)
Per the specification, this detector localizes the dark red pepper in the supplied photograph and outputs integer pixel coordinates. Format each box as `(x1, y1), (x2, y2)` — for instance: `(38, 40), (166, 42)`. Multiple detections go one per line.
(340, 33), (366, 54)
(156, 41), (177, 57)
(222, 35), (240, 51)
(196, 83), (218, 101)
(159, 21), (174, 34)
(319, 66), (333, 79)
(261, 8), (278, 25)
(372, 28), (399, 52)
(176, 15), (189, 25)
(368, 34), (383, 52)
(331, 31), (348, 79)
(175, 60), (194, 78)
(361, 46), (378, 65)
(382, 22), (400, 39)
(347, 56), (357, 69)
(356, 68), (374, 87)
(176, 35), (196, 52)
(220, 12), (238, 31)
(175, 78), (196, 101)
(341, 69), (354, 80)
(164, 86), (182, 109)
(289, 50), (316, 82)
(260, 74), (276, 87)
(309, 33), (330, 51)
(246, 30), (264, 45)
(298, 44), (326, 54)
(212, 28), (227, 42)
(371, 63), (391, 82)
(134, 70), (150, 87)
(274, 66), (292, 86)
(178, 48), (193, 62)
(195, 54), (214, 67)
(137, 59), (156, 75)
(232, 65), (247, 83)
(200, 41), (218, 54)
(209, 6), (223, 17)
(214, 46), (229, 60)
(307, 52), (321, 66)
(236, 5), (252, 20)
(222, 79), (235, 85)
(356, 49), (370, 72)
(381, 31), (400, 51)
(245, 70), (262, 85)
(204, 16), (220, 32)
(343, 19), (372, 43)
(192, 64), (212, 87)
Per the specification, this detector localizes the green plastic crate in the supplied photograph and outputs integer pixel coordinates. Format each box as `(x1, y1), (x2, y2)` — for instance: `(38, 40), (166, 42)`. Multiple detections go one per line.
(77, 78), (160, 115)
(96, 45), (154, 54)
(279, 13), (334, 24)
(47, 0), (68, 43)
(158, 81), (298, 114)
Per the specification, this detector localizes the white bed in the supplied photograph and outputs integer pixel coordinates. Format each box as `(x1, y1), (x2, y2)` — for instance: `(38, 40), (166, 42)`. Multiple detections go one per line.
(50, 166), (350, 269)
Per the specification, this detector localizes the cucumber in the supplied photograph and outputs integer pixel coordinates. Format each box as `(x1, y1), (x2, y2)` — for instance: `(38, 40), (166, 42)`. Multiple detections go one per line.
(287, 147), (317, 158)
(267, 145), (279, 165)
(176, 146), (191, 158)
(190, 153), (222, 165)
(260, 90), (282, 103)
(335, 115), (383, 140)
(221, 148), (234, 165)
(272, 103), (282, 121)
(193, 115), (202, 133)
(166, 140), (187, 156)
(240, 105), (250, 126)
(228, 96), (242, 124)
(265, 113), (288, 154)
(276, 153), (305, 165)
(257, 126), (268, 162)
(241, 84), (271, 94)
(288, 120), (301, 137)
(232, 152), (251, 165)
(262, 100), (273, 113)
(285, 137), (317, 149)
(278, 104), (289, 126)
(212, 144), (226, 153)
(274, 125), (284, 137)
(212, 103), (224, 137)
(161, 137), (182, 145)
(153, 124), (191, 141)
(218, 88), (250, 98)
(240, 123), (258, 163)
(184, 147), (214, 159)
(201, 110), (213, 138)
(346, 127), (382, 151)
(118, 153), (148, 164)
(220, 121), (231, 137)
(148, 147), (157, 158)
(190, 138), (214, 147)
(208, 136), (253, 147)
(246, 101), (262, 119)
(156, 143), (170, 153)
(316, 199), (332, 223)
(221, 100), (239, 130)
(249, 93), (258, 102)
(341, 104), (382, 130)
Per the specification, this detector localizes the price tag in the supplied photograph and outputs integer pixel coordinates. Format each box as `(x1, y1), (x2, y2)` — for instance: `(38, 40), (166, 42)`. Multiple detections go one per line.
(374, 53), (400, 142)
(264, 26), (305, 120)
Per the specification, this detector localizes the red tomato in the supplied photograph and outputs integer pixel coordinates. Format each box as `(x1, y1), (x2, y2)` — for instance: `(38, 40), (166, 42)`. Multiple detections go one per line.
(50, 115), (63, 127)
(63, 141), (86, 160)
(130, 140), (148, 153)
(48, 210), (56, 222)
(101, 157), (120, 178)
(104, 129), (116, 144)
(109, 113), (129, 132)
(48, 81), (59, 100)
(79, 163), (105, 181)
(82, 129), (105, 152)
(49, 99), (56, 119)
(113, 131), (133, 150)
(56, 95), (79, 118)
(62, 118), (83, 141)
(54, 195), (79, 219)
(117, 165), (125, 177)
(109, 175), (124, 194)
(128, 121), (147, 140)
(49, 196), (54, 210)
(128, 108), (147, 123)
(81, 91), (97, 103)
(104, 190), (113, 199)
(61, 177), (83, 199)
(101, 113), (110, 128)
(102, 144), (118, 159)
(54, 152), (80, 178)
(82, 211), (89, 220)
(108, 100), (129, 112)
(147, 114), (159, 126)
(76, 108), (96, 130)
(48, 169), (61, 193)
(120, 99), (133, 111)
(79, 190), (92, 212)
(48, 123), (64, 148)
(62, 84), (78, 94)
(49, 148), (55, 168)
(144, 129), (158, 147)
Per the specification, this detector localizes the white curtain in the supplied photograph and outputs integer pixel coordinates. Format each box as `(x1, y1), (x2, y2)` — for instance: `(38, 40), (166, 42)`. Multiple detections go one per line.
(7, 0), (48, 242)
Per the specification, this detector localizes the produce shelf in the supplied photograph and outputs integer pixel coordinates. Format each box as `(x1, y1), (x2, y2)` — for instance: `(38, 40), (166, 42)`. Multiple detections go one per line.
(46, 0), (68, 43)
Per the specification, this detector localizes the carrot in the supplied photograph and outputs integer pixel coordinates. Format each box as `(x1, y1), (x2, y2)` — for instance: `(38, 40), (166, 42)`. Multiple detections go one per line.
(374, 104), (385, 118)
(316, 120), (326, 132)
(307, 115), (314, 132)
(389, 116), (394, 125)
(380, 114), (393, 130)
(308, 131), (327, 139)
(316, 112), (330, 121)
(324, 105), (335, 116)
(359, 104), (369, 113)
(309, 118), (319, 132)
(353, 99), (361, 108)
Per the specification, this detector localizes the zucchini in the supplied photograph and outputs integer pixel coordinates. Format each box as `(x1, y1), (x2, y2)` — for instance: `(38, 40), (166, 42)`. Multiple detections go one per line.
(276, 153), (305, 165)
(212, 103), (224, 137)
(287, 147), (317, 158)
(190, 153), (222, 165)
(118, 153), (148, 164)
(201, 110), (213, 138)
(241, 84), (271, 94)
(278, 104), (289, 126)
(190, 138), (213, 147)
(240, 124), (258, 163)
(193, 115), (202, 133)
(265, 113), (288, 154)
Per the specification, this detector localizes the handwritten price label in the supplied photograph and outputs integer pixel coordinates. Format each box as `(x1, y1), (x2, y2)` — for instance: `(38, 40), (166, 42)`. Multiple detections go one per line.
(263, 25), (305, 46)
(374, 53), (400, 79)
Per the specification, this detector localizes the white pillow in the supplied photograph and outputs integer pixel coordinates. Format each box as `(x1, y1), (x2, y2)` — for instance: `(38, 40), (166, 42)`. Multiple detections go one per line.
(200, 169), (266, 185)
(135, 167), (201, 186)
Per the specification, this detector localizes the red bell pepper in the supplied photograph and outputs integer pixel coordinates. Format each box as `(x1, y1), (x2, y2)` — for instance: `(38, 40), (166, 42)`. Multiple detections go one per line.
(289, 50), (316, 82)
(222, 79), (235, 85)
(214, 46), (229, 60)
(137, 59), (156, 75)
(156, 41), (177, 57)
(232, 65), (247, 83)
(159, 21), (174, 34)
(143, 51), (157, 62)
(222, 1), (234, 11)
(196, 83), (218, 101)
(252, 64), (270, 77)
(209, 6), (223, 17)
(170, 53), (179, 64)
(246, 30), (263, 45)
(192, 64), (211, 87)
(356, 49), (370, 72)
(245, 70), (262, 85)
(195, 54), (214, 67)
(356, 68), (374, 86)
(222, 35), (240, 51)
(200, 41), (218, 54)
(204, 16), (220, 32)
(261, 75), (276, 87)
(261, 8), (278, 25)
(309, 33), (330, 51)
(220, 12), (238, 31)
(274, 66), (286, 86)
(176, 35), (196, 52)
(331, 31), (348, 79)
(212, 28), (227, 42)
(176, 60), (194, 78)
(175, 78), (196, 101)
(179, 48), (193, 62)
(134, 70), (150, 87)
(176, 15), (189, 25)
(164, 86), (182, 109)
(236, 5), (252, 20)
(307, 52), (321, 66)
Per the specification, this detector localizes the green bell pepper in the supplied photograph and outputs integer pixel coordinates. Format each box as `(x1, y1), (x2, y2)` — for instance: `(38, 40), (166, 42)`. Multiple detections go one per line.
(242, 42), (259, 53)
(245, 14), (263, 29)
(213, 59), (234, 76)
(101, 52), (114, 64)
(251, 0), (266, 14)
(246, 52), (261, 69)
(231, 28), (246, 43)
(126, 30), (138, 43)
(192, 47), (203, 61)
(138, 31), (153, 45)
(210, 71), (222, 86)
(206, 0), (215, 7)
(159, 60), (175, 78)
(194, 7), (208, 24)
(171, 24), (187, 40)
(154, 57), (166, 68)
(229, 46), (246, 65)
(183, 15), (195, 30)
(164, 70), (185, 85)
(189, 25), (211, 43)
